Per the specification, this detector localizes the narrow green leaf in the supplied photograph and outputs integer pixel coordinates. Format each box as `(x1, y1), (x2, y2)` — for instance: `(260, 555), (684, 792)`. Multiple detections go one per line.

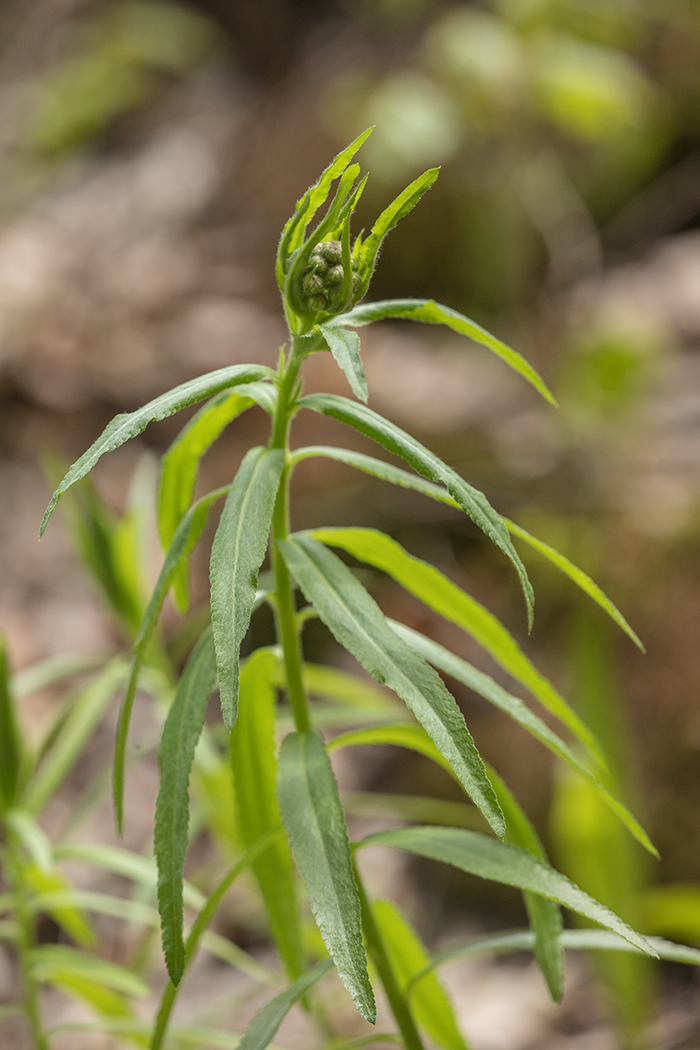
(298, 394), (534, 626)
(155, 629), (217, 986)
(373, 899), (466, 1050)
(12, 652), (106, 699)
(335, 299), (555, 406)
(0, 638), (24, 811)
(20, 863), (96, 948)
(24, 659), (127, 816)
(311, 526), (597, 762)
(486, 767), (564, 1002)
(504, 518), (644, 651)
(158, 389), (255, 611)
(31, 945), (149, 999)
(41, 365), (273, 535)
(361, 827), (656, 957)
(279, 535), (504, 837)
(231, 649), (303, 978)
(41, 973), (132, 1020)
(328, 723), (449, 771)
(277, 731), (375, 1022)
(238, 959), (334, 1050)
(113, 486), (228, 832)
(390, 622), (657, 856)
(299, 662), (400, 712)
(210, 447), (285, 729)
(318, 324), (368, 403)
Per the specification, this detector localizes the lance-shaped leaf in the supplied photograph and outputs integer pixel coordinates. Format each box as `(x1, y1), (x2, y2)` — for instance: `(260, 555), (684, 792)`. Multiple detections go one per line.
(354, 171), (440, 300)
(41, 364), (274, 535)
(389, 621), (656, 856)
(113, 486), (228, 832)
(487, 767), (564, 1002)
(298, 393), (534, 626)
(372, 899), (466, 1050)
(277, 730), (375, 1022)
(335, 299), (555, 406)
(155, 629), (217, 985)
(0, 638), (24, 811)
(238, 959), (334, 1050)
(278, 535), (504, 837)
(360, 827), (656, 957)
(210, 447), (285, 729)
(317, 324), (368, 403)
(311, 526), (596, 761)
(231, 649), (303, 978)
(291, 446), (640, 651)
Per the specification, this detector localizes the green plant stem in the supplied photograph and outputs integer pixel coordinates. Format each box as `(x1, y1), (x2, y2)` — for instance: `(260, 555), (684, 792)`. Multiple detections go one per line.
(269, 336), (314, 735)
(3, 836), (48, 1050)
(353, 862), (426, 1050)
(150, 832), (282, 1050)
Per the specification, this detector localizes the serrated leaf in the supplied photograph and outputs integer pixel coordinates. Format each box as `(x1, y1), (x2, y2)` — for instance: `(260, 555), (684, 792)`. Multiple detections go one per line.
(155, 629), (217, 985)
(389, 621), (656, 856)
(158, 389), (255, 611)
(311, 526), (597, 763)
(114, 486), (228, 832)
(0, 638), (24, 811)
(210, 447), (285, 729)
(277, 731), (375, 1022)
(231, 649), (303, 978)
(278, 535), (504, 837)
(486, 767), (563, 1002)
(318, 324), (368, 402)
(360, 826), (656, 957)
(298, 394), (535, 626)
(335, 299), (555, 406)
(40, 364), (274, 536)
(238, 959), (334, 1050)
(372, 899), (466, 1050)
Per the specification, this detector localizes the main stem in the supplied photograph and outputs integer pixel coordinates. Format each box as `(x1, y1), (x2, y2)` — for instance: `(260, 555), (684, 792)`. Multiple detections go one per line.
(270, 335), (312, 735)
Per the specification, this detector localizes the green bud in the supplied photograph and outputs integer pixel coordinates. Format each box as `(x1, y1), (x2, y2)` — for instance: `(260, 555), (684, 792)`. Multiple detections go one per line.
(326, 265), (344, 287)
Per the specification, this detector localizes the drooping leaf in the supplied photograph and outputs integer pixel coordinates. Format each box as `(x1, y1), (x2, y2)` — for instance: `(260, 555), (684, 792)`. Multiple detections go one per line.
(317, 324), (368, 402)
(237, 959), (334, 1050)
(298, 394), (534, 625)
(210, 447), (285, 729)
(0, 638), (24, 811)
(360, 827), (656, 957)
(277, 731), (375, 1022)
(390, 622), (656, 855)
(486, 767), (563, 1002)
(372, 899), (466, 1050)
(279, 535), (504, 838)
(231, 649), (303, 978)
(311, 526), (597, 761)
(41, 364), (274, 535)
(155, 629), (217, 985)
(335, 299), (555, 406)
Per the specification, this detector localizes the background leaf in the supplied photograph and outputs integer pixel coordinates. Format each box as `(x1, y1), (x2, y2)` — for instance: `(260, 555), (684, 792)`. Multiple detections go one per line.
(0, 638), (24, 811)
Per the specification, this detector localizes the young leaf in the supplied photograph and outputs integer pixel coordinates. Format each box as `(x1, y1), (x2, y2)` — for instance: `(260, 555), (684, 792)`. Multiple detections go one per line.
(277, 730), (375, 1022)
(390, 621), (656, 856)
(372, 899), (466, 1050)
(155, 628), (217, 986)
(231, 649), (303, 978)
(360, 826), (656, 957)
(114, 486), (228, 832)
(317, 324), (368, 403)
(335, 299), (555, 406)
(311, 526), (597, 761)
(158, 389), (255, 610)
(486, 767), (564, 1003)
(278, 535), (504, 838)
(210, 447), (285, 729)
(40, 364), (274, 535)
(298, 393), (534, 625)
(237, 959), (334, 1050)
(0, 638), (24, 811)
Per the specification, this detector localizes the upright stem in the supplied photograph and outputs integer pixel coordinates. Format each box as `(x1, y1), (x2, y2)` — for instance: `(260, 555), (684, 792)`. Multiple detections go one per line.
(269, 336), (313, 735)
(4, 836), (48, 1050)
(354, 862), (427, 1050)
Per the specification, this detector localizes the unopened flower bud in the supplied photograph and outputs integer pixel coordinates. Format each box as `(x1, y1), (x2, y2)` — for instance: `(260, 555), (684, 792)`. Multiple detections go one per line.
(326, 265), (344, 286)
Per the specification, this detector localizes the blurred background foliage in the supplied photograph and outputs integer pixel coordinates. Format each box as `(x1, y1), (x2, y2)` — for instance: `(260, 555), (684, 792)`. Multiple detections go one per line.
(2, 0), (700, 1046)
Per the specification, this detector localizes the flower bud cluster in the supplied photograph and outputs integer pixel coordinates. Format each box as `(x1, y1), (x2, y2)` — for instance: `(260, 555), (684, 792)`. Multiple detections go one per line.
(301, 240), (359, 314)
